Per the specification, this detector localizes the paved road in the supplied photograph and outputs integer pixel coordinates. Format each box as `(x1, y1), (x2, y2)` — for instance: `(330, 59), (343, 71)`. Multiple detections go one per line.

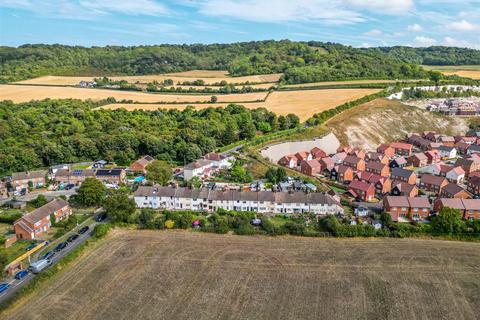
(0, 189), (77, 205)
(0, 219), (101, 304)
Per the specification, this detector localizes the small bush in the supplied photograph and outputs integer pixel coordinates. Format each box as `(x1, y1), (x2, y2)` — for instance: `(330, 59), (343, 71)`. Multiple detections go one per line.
(93, 223), (112, 239)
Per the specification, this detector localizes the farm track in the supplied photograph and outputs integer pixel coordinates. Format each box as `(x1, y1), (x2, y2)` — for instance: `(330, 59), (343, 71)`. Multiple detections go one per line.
(4, 230), (480, 320)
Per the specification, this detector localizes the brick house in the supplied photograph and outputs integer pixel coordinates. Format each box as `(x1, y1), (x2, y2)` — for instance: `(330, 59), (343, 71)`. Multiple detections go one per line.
(365, 161), (390, 177)
(455, 157), (480, 177)
(95, 169), (126, 185)
(455, 142), (470, 155)
(319, 157), (335, 171)
(278, 154), (298, 169)
(300, 159), (322, 176)
(389, 157), (407, 169)
(310, 147), (327, 159)
(463, 199), (480, 219)
(14, 198), (72, 240)
(391, 168), (417, 185)
(384, 196), (430, 222)
(11, 170), (47, 191)
(337, 146), (352, 154)
(371, 176), (392, 195)
(390, 142), (413, 156)
(424, 150), (441, 164)
(347, 180), (376, 202)
(295, 151), (312, 163)
(433, 198), (480, 219)
(438, 146), (457, 159)
(439, 136), (455, 147)
(342, 155), (366, 172)
(54, 169), (96, 186)
(391, 181), (419, 197)
(330, 165), (354, 183)
(467, 176), (480, 197)
(332, 152), (348, 164)
(419, 174), (448, 194)
(445, 166), (465, 184)
(365, 152), (389, 164)
(440, 183), (471, 199)
(408, 153), (428, 168)
(348, 148), (366, 160)
(433, 198), (465, 213)
(127, 155), (155, 174)
(377, 144), (395, 158)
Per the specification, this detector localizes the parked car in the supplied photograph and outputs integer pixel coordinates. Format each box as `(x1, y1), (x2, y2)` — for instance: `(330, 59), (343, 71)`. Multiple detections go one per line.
(54, 242), (68, 252)
(78, 226), (89, 234)
(65, 183), (75, 190)
(42, 251), (55, 260)
(67, 234), (79, 242)
(95, 212), (107, 222)
(25, 243), (37, 251)
(14, 269), (29, 280)
(0, 283), (10, 293)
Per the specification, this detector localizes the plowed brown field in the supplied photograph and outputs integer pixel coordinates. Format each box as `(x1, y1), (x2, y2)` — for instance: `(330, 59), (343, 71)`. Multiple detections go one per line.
(4, 230), (479, 320)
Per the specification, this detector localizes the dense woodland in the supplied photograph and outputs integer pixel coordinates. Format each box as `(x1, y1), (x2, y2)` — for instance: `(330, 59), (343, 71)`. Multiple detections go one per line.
(2, 41), (479, 83)
(0, 99), (299, 175)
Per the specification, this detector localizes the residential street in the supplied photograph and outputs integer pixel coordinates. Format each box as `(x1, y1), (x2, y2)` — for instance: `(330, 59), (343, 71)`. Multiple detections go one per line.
(0, 218), (100, 304)
(0, 189), (77, 205)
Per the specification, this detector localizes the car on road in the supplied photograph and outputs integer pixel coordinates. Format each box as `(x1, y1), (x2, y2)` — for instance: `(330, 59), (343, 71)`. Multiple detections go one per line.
(42, 251), (55, 260)
(29, 259), (52, 274)
(54, 242), (68, 252)
(67, 234), (79, 242)
(65, 183), (75, 190)
(25, 243), (37, 251)
(14, 269), (29, 280)
(95, 212), (107, 222)
(0, 283), (11, 293)
(78, 226), (89, 234)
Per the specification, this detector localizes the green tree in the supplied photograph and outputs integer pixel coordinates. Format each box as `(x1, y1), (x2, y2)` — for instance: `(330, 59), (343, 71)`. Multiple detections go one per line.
(146, 160), (172, 186)
(265, 167), (277, 183)
(276, 167), (287, 182)
(103, 190), (136, 223)
(29, 194), (48, 208)
(76, 178), (106, 206)
(210, 95), (218, 103)
(430, 207), (465, 234)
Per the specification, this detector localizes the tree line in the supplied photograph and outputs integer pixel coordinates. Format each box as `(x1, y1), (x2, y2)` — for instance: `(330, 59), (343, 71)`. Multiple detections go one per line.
(0, 99), (298, 176)
(2, 41), (479, 83)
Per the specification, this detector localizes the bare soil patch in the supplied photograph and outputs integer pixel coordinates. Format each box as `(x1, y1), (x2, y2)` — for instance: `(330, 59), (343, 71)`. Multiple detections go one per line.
(326, 98), (468, 150)
(4, 230), (479, 320)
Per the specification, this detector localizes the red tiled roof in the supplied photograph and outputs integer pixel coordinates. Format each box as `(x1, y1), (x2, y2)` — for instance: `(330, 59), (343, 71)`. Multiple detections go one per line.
(407, 197), (430, 208)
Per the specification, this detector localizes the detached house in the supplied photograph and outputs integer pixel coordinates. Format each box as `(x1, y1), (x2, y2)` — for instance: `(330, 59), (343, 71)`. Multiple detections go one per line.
(295, 151), (312, 163)
(347, 180), (375, 202)
(391, 168), (417, 185)
(445, 166), (465, 184)
(390, 142), (413, 157)
(11, 170), (47, 191)
(440, 183), (471, 199)
(467, 176), (480, 197)
(365, 161), (390, 177)
(300, 159), (322, 176)
(343, 155), (366, 172)
(391, 181), (419, 197)
(408, 153), (428, 168)
(319, 157), (335, 171)
(365, 152), (389, 164)
(438, 146), (457, 159)
(127, 155), (155, 174)
(455, 157), (480, 177)
(389, 157), (407, 169)
(278, 154), (297, 169)
(424, 150), (441, 164)
(14, 198), (72, 240)
(330, 165), (354, 183)
(310, 147), (327, 159)
(384, 196), (430, 222)
(419, 174), (448, 193)
(377, 144), (395, 158)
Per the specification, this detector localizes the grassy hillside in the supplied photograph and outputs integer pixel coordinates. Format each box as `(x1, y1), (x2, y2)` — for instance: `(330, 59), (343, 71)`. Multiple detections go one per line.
(326, 98), (468, 150)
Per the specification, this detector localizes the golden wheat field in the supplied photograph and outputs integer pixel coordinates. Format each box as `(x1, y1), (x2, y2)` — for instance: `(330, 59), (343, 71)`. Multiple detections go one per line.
(102, 88), (381, 121)
(15, 73), (282, 86)
(160, 70), (229, 78)
(422, 65), (480, 79)
(0, 85), (268, 103)
(283, 79), (418, 88)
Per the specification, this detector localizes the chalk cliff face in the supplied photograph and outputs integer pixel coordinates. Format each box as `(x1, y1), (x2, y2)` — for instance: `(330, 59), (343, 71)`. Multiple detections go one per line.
(327, 98), (468, 151)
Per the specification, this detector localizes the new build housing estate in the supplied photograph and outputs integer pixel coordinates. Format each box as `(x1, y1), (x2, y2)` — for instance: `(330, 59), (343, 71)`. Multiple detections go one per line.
(134, 186), (343, 215)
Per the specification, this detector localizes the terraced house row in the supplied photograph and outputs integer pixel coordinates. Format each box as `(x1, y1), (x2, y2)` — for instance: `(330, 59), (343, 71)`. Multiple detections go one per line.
(134, 186), (344, 215)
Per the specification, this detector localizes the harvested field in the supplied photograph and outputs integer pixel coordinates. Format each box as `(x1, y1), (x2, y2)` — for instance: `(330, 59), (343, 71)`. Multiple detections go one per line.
(423, 65), (480, 79)
(0, 85), (268, 103)
(101, 88), (380, 121)
(161, 70), (229, 78)
(284, 79), (401, 88)
(15, 73), (282, 86)
(326, 98), (468, 150)
(4, 230), (480, 320)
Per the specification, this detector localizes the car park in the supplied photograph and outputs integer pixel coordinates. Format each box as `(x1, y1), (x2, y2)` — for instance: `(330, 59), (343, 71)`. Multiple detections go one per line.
(14, 270), (29, 280)
(79, 226), (89, 234)
(0, 283), (10, 293)
(54, 242), (68, 252)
